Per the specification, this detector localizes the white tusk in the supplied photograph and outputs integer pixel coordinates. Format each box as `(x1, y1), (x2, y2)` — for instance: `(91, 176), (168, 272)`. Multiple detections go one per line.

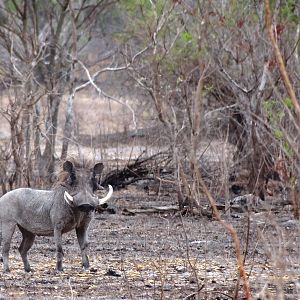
(98, 185), (113, 205)
(64, 191), (74, 206)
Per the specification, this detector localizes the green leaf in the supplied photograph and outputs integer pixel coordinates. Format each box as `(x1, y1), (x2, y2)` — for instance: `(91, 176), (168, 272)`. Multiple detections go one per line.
(284, 97), (293, 109)
(274, 129), (284, 141)
(6, 0), (19, 13)
(283, 141), (293, 157)
(263, 99), (276, 110)
(181, 31), (193, 43)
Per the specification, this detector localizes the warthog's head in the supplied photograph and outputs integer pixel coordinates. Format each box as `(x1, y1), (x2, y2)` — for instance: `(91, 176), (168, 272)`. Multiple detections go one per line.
(58, 160), (113, 212)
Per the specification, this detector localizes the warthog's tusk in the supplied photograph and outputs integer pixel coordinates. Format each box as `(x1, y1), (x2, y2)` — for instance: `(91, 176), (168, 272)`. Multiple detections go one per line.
(64, 191), (74, 206)
(98, 185), (113, 205)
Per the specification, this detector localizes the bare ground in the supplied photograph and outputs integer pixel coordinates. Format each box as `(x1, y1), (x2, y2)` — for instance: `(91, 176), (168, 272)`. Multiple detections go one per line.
(0, 186), (299, 299)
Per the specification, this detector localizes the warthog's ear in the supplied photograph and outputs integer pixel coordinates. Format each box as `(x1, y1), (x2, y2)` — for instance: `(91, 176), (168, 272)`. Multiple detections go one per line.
(63, 160), (74, 172)
(92, 163), (104, 191)
(93, 163), (104, 176)
(63, 160), (76, 184)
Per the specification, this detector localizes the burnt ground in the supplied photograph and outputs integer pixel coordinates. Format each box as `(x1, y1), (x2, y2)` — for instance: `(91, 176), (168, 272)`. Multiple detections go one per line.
(0, 186), (299, 300)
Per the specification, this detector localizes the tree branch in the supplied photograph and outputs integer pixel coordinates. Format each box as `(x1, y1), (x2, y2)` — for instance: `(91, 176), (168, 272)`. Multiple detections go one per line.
(264, 0), (300, 120)
(76, 59), (137, 129)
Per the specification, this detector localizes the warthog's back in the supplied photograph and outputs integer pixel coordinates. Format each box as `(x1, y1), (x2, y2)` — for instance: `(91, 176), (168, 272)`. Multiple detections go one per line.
(0, 188), (57, 236)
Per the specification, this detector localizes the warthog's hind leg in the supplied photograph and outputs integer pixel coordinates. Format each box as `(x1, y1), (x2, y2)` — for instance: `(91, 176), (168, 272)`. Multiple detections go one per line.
(17, 225), (36, 272)
(1, 221), (16, 273)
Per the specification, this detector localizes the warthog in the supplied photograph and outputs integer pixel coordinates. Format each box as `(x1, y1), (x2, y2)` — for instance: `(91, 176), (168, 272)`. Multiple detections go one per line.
(0, 160), (113, 273)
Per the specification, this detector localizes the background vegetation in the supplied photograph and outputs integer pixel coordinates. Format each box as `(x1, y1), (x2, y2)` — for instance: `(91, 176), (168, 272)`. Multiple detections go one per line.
(0, 0), (299, 299)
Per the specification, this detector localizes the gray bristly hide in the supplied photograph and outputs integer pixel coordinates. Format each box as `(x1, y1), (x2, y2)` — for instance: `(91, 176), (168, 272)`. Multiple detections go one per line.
(0, 160), (113, 273)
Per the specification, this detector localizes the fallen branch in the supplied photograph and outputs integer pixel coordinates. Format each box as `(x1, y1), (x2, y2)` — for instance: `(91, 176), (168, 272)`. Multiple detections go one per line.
(101, 152), (171, 188)
(122, 205), (178, 215)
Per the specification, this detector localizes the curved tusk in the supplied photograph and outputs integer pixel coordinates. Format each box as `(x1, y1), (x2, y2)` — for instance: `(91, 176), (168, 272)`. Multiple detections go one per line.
(64, 191), (74, 206)
(98, 185), (113, 205)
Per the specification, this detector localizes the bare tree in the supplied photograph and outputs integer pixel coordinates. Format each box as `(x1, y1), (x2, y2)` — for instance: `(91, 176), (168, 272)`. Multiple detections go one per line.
(0, 0), (116, 187)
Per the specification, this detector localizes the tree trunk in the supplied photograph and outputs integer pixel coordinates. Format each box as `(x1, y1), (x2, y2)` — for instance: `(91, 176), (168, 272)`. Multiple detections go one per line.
(42, 94), (61, 177)
(61, 93), (74, 160)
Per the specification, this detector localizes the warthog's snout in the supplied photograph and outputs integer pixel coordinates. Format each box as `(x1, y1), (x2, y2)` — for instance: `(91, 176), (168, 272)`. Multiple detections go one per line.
(64, 185), (113, 208)
(78, 204), (95, 212)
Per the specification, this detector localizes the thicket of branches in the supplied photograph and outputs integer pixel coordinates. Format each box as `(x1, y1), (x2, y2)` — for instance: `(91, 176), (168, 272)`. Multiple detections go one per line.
(114, 0), (299, 212)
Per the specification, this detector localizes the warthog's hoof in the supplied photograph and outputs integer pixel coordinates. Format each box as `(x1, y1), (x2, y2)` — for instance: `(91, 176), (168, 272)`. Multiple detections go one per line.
(3, 267), (10, 273)
(49, 269), (64, 275)
(24, 267), (34, 273)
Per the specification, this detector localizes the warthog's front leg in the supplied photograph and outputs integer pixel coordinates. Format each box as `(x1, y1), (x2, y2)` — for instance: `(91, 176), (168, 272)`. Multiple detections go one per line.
(76, 226), (90, 270)
(18, 225), (36, 272)
(54, 227), (64, 271)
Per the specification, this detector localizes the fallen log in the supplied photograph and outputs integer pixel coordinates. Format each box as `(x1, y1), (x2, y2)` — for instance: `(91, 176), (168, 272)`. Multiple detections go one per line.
(122, 205), (178, 215)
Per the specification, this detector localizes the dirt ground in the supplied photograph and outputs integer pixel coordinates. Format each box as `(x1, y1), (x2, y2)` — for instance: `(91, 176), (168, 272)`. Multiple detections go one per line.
(0, 186), (299, 300)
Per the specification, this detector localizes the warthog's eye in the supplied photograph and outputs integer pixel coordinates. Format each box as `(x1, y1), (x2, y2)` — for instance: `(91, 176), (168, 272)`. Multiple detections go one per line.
(69, 191), (78, 197)
(64, 175), (77, 187)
